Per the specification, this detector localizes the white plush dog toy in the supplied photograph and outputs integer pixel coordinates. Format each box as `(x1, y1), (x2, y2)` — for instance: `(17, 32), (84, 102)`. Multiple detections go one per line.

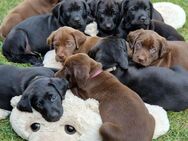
(153, 2), (186, 29)
(9, 90), (169, 141)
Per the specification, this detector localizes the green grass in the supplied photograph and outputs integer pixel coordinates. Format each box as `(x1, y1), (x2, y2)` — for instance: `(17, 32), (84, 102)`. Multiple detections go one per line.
(0, 0), (188, 140)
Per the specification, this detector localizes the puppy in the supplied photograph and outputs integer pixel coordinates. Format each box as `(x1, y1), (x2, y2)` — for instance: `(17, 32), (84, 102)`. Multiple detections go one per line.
(117, 0), (184, 41)
(89, 37), (188, 111)
(2, 0), (91, 65)
(0, 0), (61, 39)
(55, 53), (155, 141)
(88, 0), (122, 36)
(0, 65), (68, 122)
(127, 29), (188, 70)
(47, 26), (102, 62)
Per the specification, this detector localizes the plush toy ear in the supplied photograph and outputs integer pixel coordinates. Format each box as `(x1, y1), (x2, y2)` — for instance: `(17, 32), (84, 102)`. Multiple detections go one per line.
(149, 2), (153, 20)
(17, 92), (33, 113)
(158, 37), (169, 57)
(71, 30), (87, 49)
(48, 78), (69, 99)
(10, 96), (22, 108)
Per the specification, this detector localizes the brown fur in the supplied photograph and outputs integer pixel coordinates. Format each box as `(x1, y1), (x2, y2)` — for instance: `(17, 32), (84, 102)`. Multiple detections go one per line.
(127, 29), (188, 70)
(47, 26), (102, 62)
(0, 0), (59, 39)
(55, 53), (155, 141)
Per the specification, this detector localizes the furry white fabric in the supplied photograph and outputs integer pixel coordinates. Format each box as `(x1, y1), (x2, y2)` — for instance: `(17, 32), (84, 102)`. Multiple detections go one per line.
(0, 109), (10, 120)
(153, 2), (186, 29)
(42, 50), (62, 69)
(9, 89), (170, 141)
(84, 21), (99, 37)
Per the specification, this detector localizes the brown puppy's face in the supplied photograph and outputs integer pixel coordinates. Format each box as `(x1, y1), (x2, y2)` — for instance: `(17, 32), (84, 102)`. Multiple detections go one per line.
(127, 29), (169, 66)
(55, 53), (102, 88)
(47, 27), (86, 62)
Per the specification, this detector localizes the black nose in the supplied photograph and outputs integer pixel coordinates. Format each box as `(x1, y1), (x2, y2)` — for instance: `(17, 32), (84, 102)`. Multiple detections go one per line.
(73, 17), (81, 22)
(140, 16), (147, 22)
(46, 110), (62, 122)
(105, 23), (112, 29)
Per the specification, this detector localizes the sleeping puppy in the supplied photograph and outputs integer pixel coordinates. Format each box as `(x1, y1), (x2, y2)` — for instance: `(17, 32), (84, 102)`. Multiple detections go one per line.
(0, 0), (61, 39)
(55, 53), (155, 141)
(0, 65), (68, 122)
(127, 29), (188, 70)
(2, 0), (91, 65)
(47, 26), (102, 63)
(87, 0), (122, 36)
(88, 37), (188, 111)
(117, 0), (184, 41)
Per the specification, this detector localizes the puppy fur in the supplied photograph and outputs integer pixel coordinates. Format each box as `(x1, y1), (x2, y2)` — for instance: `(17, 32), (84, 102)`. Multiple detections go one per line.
(0, 0), (60, 39)
(88, 37), (188, 111)
(127, 29), (188, 70)
(55, 53), (155, 141)
(47, 26), (102, 62)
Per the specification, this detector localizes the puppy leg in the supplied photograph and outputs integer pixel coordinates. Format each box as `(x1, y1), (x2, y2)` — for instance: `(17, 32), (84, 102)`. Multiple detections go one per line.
(100, 122), (123, 141)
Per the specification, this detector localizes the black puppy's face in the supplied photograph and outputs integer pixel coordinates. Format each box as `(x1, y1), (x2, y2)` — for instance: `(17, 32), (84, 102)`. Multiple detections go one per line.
(17, 77), (69, 122)
(53, 0), (90, 31)
(89, 37), (128, 70)
(121, 0), (152, 29)
(95, 0), (121, 32)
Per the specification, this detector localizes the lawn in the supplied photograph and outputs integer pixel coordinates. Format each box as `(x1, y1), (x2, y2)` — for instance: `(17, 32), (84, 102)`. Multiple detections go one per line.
(0, 0), (188, 141)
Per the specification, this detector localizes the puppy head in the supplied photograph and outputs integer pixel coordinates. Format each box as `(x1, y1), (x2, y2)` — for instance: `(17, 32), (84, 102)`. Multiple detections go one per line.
(55, 53), (102, 88)
(127, 29), (169, 66)
(121, 0), (152, 29)
(17, 77), (69, 122)
(93, 0), (121, 32)
(52, 0), (91, 31)
(89, 37), (128, 70)
(47, 27), (87, 62)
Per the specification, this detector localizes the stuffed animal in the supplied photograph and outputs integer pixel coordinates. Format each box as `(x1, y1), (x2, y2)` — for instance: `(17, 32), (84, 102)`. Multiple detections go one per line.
(153, 2), (186, 29)
(9, 90), (169, 141)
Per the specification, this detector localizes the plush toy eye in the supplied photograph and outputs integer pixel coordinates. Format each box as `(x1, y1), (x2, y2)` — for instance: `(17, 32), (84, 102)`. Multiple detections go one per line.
(30, 123), (40, 132)
(65, 125), (76, 135)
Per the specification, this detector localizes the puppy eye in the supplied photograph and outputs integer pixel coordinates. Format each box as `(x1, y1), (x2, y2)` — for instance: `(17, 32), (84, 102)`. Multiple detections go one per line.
(31, 123), (40, 132)
(150, 48), (157, 54)
(65, 125), (76, 135)
(50, 95), (57, 102)
(36, 102), (43, 109)
(66, 42), (73, 48)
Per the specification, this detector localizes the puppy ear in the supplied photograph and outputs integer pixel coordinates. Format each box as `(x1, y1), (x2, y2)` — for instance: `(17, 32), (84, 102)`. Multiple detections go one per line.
(158, 37), (169, 57)
(52, 2), (65, 25)
(71, 30), (86, 49)
(48, 78), (69, 99)
(47, 31), (55, 49)
(127, 29), (144, 48)
(149, 2), (153, 19)
(17, 92), (33, 113)
(120, 0), (129, 18)
(117, 39), (129, 70)
(94, 0), (101, 17)
(83, 0), (91, 16)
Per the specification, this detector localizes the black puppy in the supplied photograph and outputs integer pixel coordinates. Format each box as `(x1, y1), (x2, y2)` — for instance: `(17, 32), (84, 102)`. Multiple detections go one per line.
(0, 65), (68, 121)
(88, 0), (122, 36)
(2, 0), (91, 65)
(117, 0), (184, 41)
(89, 37), (188, 111)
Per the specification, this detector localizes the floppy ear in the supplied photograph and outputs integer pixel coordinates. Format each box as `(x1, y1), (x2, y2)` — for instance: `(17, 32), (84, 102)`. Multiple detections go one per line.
(158, 37), (169, 57)
(149, 2), (153, 19)
(120, 0), (129, 18)
(116, 39), (129, 70)
(71, 30), (87, 49)
(17, 92), (33, 113)
(83, 0), (91, 16)
(48, 78), (69, 99)
(52, 2), (65, 25)
(94, 0), (101, 17)
(47, 31), (55, 49)
(127, 29), (144, 48)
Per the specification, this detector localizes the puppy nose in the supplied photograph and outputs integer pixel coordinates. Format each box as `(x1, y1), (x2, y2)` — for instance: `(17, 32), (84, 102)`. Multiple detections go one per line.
(47, 111), (61, 122)
(73, 17), (81, 22)
(140, 16), (147, 22)
(138, 56), (146, 63)
(105, 23), (112, 29)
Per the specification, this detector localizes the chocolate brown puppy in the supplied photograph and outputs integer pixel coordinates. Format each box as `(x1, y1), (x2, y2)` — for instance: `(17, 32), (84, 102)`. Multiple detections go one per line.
(55, 53), (155, 141)
(127, 29), (188, 70)
(0, 0), (61, 39)
(47, 26), (102, 62)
